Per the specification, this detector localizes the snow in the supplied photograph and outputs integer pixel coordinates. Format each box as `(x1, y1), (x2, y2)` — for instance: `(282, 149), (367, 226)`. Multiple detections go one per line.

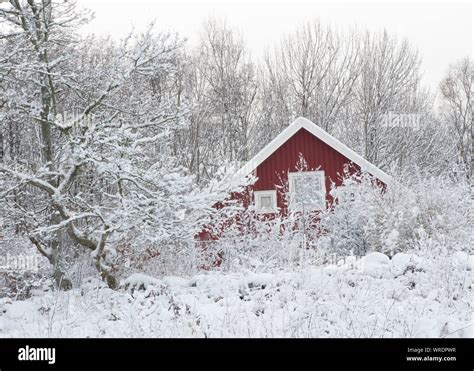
(452, 251), (473, 271)
(121, 273), (164, 293)
(1, 251), (472, 338)
(3, 300), (37, 320)
(391, 253), (414, 276)
(414, 317), (474, 338)
(362, 252), (391, 278)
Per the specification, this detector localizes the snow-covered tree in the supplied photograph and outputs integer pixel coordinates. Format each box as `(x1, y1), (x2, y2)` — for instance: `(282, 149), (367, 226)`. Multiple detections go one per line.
(0, 1), (251, 289)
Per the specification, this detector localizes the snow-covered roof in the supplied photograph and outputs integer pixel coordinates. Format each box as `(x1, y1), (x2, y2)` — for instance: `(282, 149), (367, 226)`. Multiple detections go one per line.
(238, 117), (392, 185)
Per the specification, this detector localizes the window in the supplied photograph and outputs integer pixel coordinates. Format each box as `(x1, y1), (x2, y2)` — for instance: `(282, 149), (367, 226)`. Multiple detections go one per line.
(288, 171), (326, 211)
(254, 190), (277, 214)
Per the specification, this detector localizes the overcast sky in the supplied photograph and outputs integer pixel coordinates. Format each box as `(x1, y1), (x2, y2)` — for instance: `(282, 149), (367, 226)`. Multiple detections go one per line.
(80, 0), (472, 91)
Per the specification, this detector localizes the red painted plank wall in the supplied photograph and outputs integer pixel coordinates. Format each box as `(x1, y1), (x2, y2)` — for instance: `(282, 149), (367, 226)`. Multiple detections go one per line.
(251, 127), (361, 215)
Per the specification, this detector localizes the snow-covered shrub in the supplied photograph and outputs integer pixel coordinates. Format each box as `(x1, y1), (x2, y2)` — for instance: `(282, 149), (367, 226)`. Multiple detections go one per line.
(102, 166), (255, 279)
(208, 170), (470, 272)
(198, 204), (325, 273)
(163, 170), (469, 275)
(320, 172), (471, 257)
(0, 236), (53, 300)
(120, 273), (167, 296)
(0, 270), (53, 301)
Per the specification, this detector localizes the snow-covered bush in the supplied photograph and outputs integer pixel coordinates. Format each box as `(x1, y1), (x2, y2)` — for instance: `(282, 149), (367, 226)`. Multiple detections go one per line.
(104, 166), (254, 280)
(198, 171), (471, 274)
(320, 172), (471, 257)
(0, 236), (53, 300)
(193, 203), (324, 273)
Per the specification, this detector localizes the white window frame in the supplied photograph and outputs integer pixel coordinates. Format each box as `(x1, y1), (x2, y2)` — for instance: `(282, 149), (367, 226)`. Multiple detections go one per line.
(288, 170), (326, 211)
(254, 190), (278, 214)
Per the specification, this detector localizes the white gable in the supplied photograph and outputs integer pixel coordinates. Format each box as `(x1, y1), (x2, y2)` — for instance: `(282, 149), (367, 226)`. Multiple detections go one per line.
(237, 117), (391, 185)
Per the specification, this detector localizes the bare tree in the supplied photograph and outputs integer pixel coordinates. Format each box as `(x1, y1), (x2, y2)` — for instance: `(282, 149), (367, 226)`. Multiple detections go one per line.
(186, 18), (258, 178)
(439, 57), (473, 177)
(260, 21), (359, 138)
(351, 30), (425, 167)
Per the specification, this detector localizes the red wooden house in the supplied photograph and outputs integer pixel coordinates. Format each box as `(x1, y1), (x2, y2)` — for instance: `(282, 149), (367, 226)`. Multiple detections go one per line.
(198, 117), (391, 242)
(236, 117), (391, 216)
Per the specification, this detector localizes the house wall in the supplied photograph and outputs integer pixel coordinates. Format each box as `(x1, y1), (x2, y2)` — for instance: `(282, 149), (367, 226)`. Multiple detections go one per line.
(251, 127), (361, 215)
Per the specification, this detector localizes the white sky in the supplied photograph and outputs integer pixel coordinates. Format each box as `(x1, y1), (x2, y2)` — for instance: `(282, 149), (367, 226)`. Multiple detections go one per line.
(80, 0), (472, 90)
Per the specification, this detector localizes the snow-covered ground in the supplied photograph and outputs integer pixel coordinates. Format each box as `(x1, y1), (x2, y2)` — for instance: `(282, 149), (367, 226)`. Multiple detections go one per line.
(1, 251), (472, 338)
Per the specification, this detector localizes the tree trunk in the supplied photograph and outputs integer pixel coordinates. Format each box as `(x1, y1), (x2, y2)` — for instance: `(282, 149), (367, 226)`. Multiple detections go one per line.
(29, 236), (73, 290)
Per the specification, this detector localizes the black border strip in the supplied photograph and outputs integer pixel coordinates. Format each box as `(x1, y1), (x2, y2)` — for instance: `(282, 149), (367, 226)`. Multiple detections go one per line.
(0, 338), (473, 370)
